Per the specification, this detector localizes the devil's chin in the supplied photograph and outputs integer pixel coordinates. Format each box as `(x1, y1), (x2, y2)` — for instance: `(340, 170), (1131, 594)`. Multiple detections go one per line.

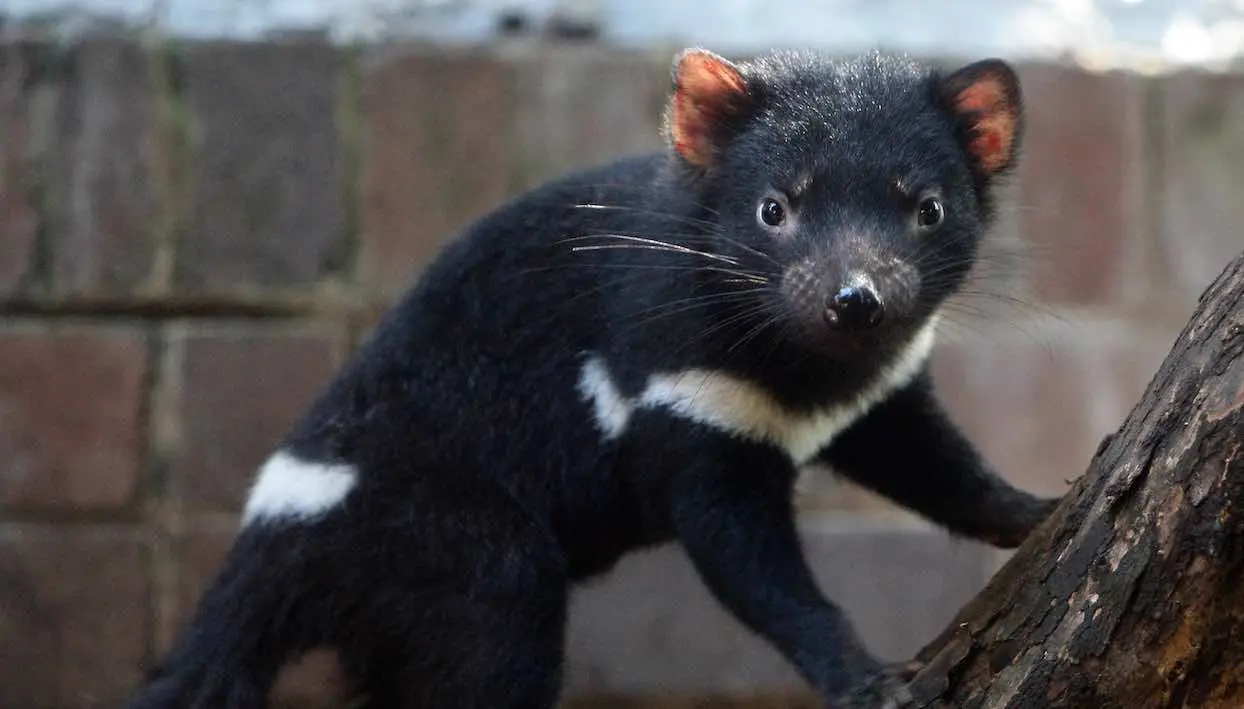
(790, 310), (929, 361)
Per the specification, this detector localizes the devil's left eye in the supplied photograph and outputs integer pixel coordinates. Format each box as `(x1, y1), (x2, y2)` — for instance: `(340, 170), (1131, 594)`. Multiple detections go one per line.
(917, 197), (944, 229)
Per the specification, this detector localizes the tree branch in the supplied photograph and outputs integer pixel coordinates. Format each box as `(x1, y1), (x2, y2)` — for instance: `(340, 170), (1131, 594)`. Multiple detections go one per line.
(909, 249), (1244, 708)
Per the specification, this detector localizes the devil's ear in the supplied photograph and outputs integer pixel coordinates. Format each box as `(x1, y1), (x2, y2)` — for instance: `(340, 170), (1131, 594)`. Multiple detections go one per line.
(664, 49), (753, 168)
(939, 59), (1023, 178)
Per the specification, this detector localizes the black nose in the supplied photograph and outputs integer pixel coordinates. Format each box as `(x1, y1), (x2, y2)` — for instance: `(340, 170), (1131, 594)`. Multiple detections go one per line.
(824, 285), (885, 330)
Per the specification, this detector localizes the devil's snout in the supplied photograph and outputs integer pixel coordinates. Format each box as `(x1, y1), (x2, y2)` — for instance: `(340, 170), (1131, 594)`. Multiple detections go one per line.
(823, 279), (885, 331)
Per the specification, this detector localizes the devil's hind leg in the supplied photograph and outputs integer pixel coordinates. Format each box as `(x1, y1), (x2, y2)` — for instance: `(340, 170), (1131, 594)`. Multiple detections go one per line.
(337, 471), (569, 709)
(346, 590), (566, 709)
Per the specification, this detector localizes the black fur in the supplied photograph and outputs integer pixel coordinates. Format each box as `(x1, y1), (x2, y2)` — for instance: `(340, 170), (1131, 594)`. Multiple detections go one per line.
(123, 50), (1058, 709)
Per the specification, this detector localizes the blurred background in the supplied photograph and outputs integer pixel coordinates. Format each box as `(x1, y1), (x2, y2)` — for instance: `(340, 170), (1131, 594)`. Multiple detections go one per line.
(0, 0), (1242, 707)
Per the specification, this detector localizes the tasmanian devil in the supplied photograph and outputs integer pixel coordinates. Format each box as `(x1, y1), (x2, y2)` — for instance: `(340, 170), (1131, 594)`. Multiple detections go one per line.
(123, 48), (1061, 708)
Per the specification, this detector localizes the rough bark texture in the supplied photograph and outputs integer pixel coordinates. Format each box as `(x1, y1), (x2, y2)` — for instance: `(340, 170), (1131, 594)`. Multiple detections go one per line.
(909, 248), (1244, 709)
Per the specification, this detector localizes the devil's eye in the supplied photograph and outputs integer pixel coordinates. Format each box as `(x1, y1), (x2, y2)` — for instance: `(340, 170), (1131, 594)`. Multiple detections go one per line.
(758, 198), (786, 228)
(917, 197), (944, 229)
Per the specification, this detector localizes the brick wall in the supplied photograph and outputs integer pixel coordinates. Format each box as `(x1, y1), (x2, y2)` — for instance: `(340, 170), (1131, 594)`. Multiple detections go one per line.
(0, 37), (1240, 708)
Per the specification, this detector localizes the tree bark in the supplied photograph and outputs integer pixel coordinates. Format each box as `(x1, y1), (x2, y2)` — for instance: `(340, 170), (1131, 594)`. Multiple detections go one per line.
(908, 249), (1244, 709)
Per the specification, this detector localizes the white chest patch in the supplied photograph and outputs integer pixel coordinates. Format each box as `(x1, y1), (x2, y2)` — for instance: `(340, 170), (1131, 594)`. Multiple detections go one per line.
(578, 318), (938, 464)
(241, 451), (359, 526)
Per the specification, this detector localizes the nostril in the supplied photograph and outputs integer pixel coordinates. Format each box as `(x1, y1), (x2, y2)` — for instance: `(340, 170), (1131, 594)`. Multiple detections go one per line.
(857, 287), (885, 327)
(823, 306), (841, 328)
(824, 285), (885, 330)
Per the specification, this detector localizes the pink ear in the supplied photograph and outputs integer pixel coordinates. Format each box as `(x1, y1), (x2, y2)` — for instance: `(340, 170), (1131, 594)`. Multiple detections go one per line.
(667, 49), (750, 168)
(941, 60), (1022, 177)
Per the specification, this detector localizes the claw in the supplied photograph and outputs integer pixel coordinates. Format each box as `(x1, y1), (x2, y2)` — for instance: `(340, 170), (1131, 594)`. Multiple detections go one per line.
(835, 667), (916, 709)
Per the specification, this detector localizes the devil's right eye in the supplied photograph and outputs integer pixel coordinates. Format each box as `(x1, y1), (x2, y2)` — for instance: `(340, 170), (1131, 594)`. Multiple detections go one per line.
(758, 198), (786, 228)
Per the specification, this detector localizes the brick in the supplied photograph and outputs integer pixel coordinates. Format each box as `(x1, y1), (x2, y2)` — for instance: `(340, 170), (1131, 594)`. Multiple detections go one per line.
(177, 42), (346, 295)
(0, 42), (38, 297)
(0, 524), (150, 708)
(1156, 70), (1244, 307)
(42, 39), (160, 298)
(169, 518), (349, 707)
(1012, 64), (1153, 306)
(509, 47), (666, 190)
(167, 324), (343, 512)
(360, 49), (516, 294)
(929, 313), (1176, 497)
(0, 40), (161, 299)
(563, 526), (987, 695)
(0, 324), (149, 511)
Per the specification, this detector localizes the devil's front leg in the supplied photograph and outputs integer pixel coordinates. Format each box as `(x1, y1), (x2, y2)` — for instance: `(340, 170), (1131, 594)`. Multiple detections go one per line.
(820, 372), (1060, 549)
(622, 409), (911, 708)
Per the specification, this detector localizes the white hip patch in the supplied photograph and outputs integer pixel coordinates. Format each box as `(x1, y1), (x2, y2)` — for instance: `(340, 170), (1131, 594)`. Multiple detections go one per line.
(241, 450), (358, 526)
(578, 318), (938, 464)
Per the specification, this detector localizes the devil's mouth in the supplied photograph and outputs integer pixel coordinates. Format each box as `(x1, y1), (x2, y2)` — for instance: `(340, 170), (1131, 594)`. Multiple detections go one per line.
(795, 314), (925, 360)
